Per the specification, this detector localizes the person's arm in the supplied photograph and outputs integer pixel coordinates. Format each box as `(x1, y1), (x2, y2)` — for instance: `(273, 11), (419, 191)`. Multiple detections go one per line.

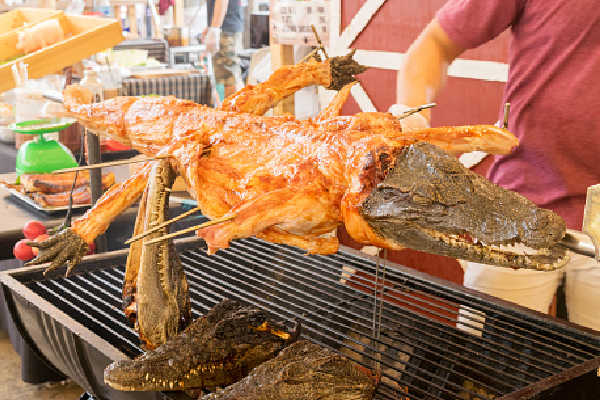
(203, 0), (229, 54)
(395, 19), (465, 124)
(210, 0), (229, 28)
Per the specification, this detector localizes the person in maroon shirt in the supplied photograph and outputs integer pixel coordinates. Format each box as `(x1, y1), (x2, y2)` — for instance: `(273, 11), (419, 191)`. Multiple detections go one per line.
(391, 0), (600, 330)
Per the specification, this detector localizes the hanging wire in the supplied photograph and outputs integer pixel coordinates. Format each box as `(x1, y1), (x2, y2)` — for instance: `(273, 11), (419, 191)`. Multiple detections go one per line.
(54, 127), (86, 233)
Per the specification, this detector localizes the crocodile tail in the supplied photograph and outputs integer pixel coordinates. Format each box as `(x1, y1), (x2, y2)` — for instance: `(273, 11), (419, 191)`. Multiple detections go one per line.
(61, 85), (136, 147)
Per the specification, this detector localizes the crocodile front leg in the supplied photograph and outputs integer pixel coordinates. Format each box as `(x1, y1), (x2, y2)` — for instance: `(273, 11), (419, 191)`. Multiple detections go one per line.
(135, 159), (191, 349)
(27, 163), (153, 276)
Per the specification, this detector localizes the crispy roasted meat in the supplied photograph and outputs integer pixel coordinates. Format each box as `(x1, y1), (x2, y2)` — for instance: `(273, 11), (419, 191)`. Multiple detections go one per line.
(202, 340), (377, 400)
(104, 300), (299, 391)
(21, 171), (114, 193)
(58, 65), (524, 259)
(30, 172), (115, 207)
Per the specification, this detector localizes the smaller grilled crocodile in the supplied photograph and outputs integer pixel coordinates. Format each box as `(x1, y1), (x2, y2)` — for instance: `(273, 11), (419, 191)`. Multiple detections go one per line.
(104, 300), (299, 391)
(202, 340), (377, 400)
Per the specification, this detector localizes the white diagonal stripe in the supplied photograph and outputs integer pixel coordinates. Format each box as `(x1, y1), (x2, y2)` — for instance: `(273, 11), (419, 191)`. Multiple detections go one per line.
(334, 0), (387, 51)
(351, 83), (377, 112)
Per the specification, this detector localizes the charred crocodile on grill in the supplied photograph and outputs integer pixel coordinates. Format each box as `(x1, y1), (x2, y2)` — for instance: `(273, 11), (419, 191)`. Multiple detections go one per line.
(104, 299), (299, 391)
(202, 340), (377, 400)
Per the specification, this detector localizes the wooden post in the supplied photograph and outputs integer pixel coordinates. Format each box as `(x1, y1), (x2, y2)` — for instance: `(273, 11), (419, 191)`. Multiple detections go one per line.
(148, 0), (163, 39)
(127, 4), (138, 37)
(173, 0), (184, 27)
(40, 0), (56, 8)
(270, 44), (295, 115)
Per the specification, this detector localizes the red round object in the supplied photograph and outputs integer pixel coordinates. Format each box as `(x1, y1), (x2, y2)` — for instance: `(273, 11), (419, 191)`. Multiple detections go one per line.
(13, 239), (34, 261)
(23, 221), (47, 240)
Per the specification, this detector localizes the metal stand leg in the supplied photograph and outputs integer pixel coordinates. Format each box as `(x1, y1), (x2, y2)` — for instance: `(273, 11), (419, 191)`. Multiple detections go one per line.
(85, 129), (107, 253)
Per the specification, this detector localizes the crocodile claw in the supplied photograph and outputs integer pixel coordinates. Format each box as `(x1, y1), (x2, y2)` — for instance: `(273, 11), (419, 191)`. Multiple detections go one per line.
(25, 228), (88, 276)
(327, 49), (368, 91)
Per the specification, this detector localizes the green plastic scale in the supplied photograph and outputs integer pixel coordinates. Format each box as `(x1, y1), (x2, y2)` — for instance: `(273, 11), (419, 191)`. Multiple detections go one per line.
(10, 118), (78, 176)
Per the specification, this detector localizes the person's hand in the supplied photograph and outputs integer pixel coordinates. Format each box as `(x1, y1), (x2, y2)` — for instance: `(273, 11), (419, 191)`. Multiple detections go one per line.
(388, 103), (431, 132)
(202, 27), (221, 55)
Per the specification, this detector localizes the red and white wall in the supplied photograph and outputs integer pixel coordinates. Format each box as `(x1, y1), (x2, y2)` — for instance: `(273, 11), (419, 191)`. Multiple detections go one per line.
(332, 0), (510, 283)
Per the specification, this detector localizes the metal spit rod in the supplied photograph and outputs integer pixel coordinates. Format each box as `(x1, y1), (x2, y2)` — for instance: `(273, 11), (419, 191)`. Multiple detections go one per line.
(560, 230), (596, 258)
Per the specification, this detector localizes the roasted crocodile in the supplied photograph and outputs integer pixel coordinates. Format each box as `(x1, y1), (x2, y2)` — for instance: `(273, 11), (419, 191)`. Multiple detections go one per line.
(104, 299), (299, 391)
(202, 340), (377, 400)
(27, 53), (566, 274)
(26, 52), (567, 355)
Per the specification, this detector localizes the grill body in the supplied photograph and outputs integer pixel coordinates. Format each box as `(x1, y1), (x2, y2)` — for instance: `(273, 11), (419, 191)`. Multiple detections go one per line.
(1, 237), (599, 400)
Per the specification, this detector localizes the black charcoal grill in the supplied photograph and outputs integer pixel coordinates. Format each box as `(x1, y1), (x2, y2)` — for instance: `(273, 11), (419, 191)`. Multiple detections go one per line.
(2, 235), (600, 400)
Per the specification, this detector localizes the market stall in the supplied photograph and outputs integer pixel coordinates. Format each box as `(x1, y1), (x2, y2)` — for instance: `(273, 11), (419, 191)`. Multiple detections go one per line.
(0, 1), (599, 400)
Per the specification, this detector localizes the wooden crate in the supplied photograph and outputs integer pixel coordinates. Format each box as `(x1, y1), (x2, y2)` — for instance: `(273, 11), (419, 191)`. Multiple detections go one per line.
(0, 7), (61, 35)
(0, 8), (63, 61)
(0, 12), (123, 93)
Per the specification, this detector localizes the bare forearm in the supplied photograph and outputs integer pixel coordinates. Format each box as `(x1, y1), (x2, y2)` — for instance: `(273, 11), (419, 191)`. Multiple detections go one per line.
(396, 19), (464, 121)
(211, 0), (229, 28)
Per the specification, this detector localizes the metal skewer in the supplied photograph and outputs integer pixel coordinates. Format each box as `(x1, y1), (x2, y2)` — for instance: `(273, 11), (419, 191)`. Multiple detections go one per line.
(51, 155), (170, 174)
(502, 103), (511, 129)
(311, 25), (329, 60)
(396, 103), (437, 120)
(144, 215), (235, 245)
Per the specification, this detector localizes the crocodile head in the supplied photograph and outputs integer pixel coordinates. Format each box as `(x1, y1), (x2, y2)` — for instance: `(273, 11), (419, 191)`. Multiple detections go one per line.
(360, 143), (568, 271)
(104, 299), (299, 391)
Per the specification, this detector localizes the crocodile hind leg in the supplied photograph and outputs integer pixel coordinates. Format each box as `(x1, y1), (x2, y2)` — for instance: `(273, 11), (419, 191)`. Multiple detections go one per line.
(134, 159), (191, 350)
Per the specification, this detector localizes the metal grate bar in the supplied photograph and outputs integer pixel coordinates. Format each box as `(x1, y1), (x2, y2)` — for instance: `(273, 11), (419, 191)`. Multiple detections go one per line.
(284, 243), (598, 361)
(326, 249), (600, 356)
(258, 240), (596, 362)
(225, 242), (562, 378)
(31, 280), (140, 353)
(199, 245), (530, 391)
(20, 238), (600, 400)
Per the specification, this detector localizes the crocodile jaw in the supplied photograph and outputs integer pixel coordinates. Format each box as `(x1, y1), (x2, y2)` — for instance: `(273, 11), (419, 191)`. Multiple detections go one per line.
(104, 300), (298, 391)
(360, 143), (568, 271)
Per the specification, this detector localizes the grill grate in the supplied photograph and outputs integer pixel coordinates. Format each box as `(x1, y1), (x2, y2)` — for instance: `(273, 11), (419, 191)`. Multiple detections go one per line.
(21, 237), (600, 400)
